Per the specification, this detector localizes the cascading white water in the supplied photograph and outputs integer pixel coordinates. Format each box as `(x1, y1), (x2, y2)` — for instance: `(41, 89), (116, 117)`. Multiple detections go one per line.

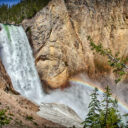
(0, 24), (127, 123)
(0, 24), (44, 104)
(0, 24), (94, 119)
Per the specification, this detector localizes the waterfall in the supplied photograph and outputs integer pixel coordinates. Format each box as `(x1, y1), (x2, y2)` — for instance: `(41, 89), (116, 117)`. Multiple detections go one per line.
(0, 24), (97, 120)
(0, 24), (127, 123)
(0, 24), (44, 104)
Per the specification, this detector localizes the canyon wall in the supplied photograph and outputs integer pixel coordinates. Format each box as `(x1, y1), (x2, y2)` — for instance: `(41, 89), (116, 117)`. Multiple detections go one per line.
(0, 59), (14, 91)
(22, 0), (128, 88)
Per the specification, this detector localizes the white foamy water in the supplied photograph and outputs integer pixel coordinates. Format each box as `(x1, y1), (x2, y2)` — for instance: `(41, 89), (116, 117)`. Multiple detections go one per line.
(0, 24), (44, 104)
(0, 24), (127, 123)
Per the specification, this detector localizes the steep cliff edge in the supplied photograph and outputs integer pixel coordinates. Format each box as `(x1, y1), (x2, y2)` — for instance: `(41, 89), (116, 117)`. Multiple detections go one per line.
(0, 59), (14, 91)
(22, 0), (128, 88)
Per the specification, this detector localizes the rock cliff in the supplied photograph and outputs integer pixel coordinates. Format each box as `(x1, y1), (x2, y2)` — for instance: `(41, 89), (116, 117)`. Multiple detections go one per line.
(0, 59), (14, 92)
(22, 0), (128, 88)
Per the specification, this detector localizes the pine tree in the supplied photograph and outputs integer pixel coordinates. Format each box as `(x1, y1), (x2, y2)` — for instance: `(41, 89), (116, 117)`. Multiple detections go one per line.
(82, 88), (101, 128)
(100, 86), (122, 128)
(0, 0), (51, 24)
(83, 86), (126, 128)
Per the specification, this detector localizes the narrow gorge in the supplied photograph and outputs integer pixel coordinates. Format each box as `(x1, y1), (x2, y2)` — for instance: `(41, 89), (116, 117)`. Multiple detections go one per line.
(0, 0), (128, 127)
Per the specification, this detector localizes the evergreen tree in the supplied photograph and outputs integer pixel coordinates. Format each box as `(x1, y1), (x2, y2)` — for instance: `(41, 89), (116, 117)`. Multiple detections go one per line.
(100, 86), (122, 128)
(82, 88), (101, 128)
(0, 0), (51, 24)
(86, 36), (128, 127)
(82, 87), (125, 128)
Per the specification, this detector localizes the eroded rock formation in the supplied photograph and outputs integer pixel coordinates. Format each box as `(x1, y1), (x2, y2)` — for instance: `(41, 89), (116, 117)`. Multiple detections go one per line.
(22, 0), (128, 88)
(37, 103), (83, 128)
(0, 59), (15, 92)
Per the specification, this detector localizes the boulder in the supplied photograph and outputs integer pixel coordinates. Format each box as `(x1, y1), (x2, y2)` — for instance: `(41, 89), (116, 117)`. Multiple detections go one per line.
(37, 103), (83, 128)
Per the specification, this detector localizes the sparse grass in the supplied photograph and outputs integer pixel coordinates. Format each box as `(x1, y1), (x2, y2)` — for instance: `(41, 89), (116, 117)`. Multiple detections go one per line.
(25, 115), (33, 121)
(33, 121), (38, 126)
(0, 109), (11, 128)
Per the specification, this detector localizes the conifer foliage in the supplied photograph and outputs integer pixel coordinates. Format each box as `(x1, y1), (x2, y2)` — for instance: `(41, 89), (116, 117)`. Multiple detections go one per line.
(87, 36), (128, 84)
(0, 0), (51, 24)
(82, 36), (128, 128)
(100, 86), (122, 128)
(82, 88), (101, 128)
(83, 86), (125, 128)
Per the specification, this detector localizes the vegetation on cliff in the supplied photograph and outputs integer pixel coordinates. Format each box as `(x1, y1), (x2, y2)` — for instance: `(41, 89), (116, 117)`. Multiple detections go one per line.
(0, 109), (11, 128)
(88, 36), (128, 83)
(0, 0), (51, 24)
(82, 37), (128, 128)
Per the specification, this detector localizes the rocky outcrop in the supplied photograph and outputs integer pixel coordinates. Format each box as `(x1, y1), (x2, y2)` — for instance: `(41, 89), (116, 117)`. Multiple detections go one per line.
(0, 59), (16, 93)
(37, 103), (83, 128)
(22, 0), (128, 88)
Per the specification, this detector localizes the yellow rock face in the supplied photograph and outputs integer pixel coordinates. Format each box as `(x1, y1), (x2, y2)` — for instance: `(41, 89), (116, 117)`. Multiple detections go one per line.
(45, 68), (69, 88)
(22, 0), (128, 88)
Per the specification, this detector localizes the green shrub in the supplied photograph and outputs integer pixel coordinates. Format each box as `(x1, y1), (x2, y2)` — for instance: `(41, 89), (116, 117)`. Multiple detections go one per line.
(25, 115), (33, 121)
(0, 109), (11, 128)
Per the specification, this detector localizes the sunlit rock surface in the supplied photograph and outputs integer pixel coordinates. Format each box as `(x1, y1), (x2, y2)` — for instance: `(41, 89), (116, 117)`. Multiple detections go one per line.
(37, 103), (83, 128)
(22, 0), (128, 88)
